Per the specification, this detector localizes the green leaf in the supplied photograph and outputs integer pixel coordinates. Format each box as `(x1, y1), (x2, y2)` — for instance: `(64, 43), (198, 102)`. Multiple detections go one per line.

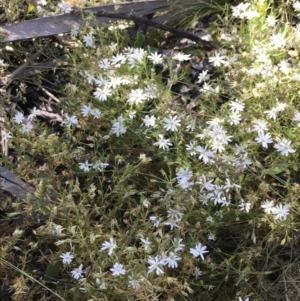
(27, 3), (35, 14)
(134, 32), (145, 48)
(45, 262), (61, 279)
(181, 47), (206, 57)
(209, 21), (219, 43)
(262, 163), (289, 175)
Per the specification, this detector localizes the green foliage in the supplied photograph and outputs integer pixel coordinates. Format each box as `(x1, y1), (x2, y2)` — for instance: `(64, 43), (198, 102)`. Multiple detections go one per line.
(2, 0), (300, 301)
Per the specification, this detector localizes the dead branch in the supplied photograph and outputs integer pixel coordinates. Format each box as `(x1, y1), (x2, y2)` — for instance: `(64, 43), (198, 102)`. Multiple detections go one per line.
(0, 0), (170, 43)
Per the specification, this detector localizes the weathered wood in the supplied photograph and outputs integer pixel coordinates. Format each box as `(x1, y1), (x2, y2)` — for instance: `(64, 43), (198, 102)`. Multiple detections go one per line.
(0, 167), (36, 202)
(0, 166), (57, 220)
(0, 0), (170, 43)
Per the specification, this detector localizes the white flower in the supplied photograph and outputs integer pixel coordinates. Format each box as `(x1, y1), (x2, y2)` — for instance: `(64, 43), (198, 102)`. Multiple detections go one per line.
(128, 88), (147, 105)
(264, 108), (278, 120)
(196, 145), (215, 164)
(176, 167), (193, 181)
(144, 83), (158, 100)
(63, 114), (78, 128)
(27, 107), (38, 121)
(71, 27), (79, 36)
(168, 209), (183, 221)
(93, 161), (109, 172)
(164, 220), (179, 230)
(293, 111), (300, 127)
(95, 278), (108, 289)
(193, 267), (202, 279)
(206, 216), (213, 223)
(37, 0), (47, 5)
(49, 223), (64, 235)
(252, 119), (269, 133)
(274, 138), (295, 156)
(107, 76), (123, 89)
(140, 237), (152, 252)
(128, 275), (142, 289)
(147, 256), (165, 275)
(99, 58), (110, 70)
(273, 203), (289, 220)
(94, 85), (113, 101)
(239, 297), (249, 301)
(208, 125), (231, 143)
(197, 70), (210, 83)
(127, 48), (146, 68)
(185, 141), (197, 156)
(173, 237), (185, 253)
(1, 130), (12, 143)
(266, 15), (277, 27)
(71, 264), (84, 280)
(231, 3), (249, 17)
(128, 110), (136, 119)
(255, 50), (270, 63)
(110, 263), (126, 276)
(238, 201), (251, 213)
(91, 108), (101, 119)
(112, 117), (127, 137)
(211, 138), (226, 153)
(153, 134), (172, 150)
(255, 131), (273, 148)
(208, 233), (215, 241)
(13, 112), (24, 124)
(120, 76), (131, 85)
(94, 75), (110, 86)
(228, 111), (242, 125)
(149, 215), (160, 227)
(198, 174), (215, 192)
(109, 42), (118, 52)
(201, 83), (213, 96)
(231, 2), (258, 19)
(60, 252), (74, 264)
(229, 100), (244, 113)
(143, 115), (156, 127)
(148, 51), (164, 64)
(79, 161), (92, 172)
(244, 10), (259, 19)
(173, 52), (191, 62)
(81, 104), (92, 117)
(224, 178), (241, 192)
(21, 122), (34, 134)
(261, 199), (275, 214)
(177, 173), (194, 190)
(0, 59), (6, 67)
(101, 238), (117, 256)
(186, 117), (196, 131)
(270, 33), (286, 49)
(164, 252), (181, 268)
(190, 242), (209, 260)
(81, 71), (95, 84)
(293, 1), (300, 11)
(83, 34), (93, 47)
(208, 52), (227, 67)
(163, 115), (181, 132)
(278, 60), (290, 74)
(59, 1), (73, 14)
(111, 53), (127, 67)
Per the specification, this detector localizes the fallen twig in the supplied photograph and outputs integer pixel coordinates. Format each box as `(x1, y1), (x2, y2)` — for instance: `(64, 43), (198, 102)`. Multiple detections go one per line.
(90, 9), (219, 50)
(0, 54), (69, 86)
(39, 86), (61, 104)
(0, 117), (8, 157)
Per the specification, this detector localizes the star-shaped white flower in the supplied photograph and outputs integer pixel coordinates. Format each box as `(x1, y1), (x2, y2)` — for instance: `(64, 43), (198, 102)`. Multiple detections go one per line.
(190, 242), (209, 260)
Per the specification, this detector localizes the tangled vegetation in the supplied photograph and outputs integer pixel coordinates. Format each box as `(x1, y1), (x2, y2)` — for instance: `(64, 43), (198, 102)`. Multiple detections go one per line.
(1, 0), (300, 300)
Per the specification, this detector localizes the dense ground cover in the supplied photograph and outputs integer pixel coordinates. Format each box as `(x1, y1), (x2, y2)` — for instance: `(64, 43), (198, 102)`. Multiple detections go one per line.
(1, 0), (300, 300)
